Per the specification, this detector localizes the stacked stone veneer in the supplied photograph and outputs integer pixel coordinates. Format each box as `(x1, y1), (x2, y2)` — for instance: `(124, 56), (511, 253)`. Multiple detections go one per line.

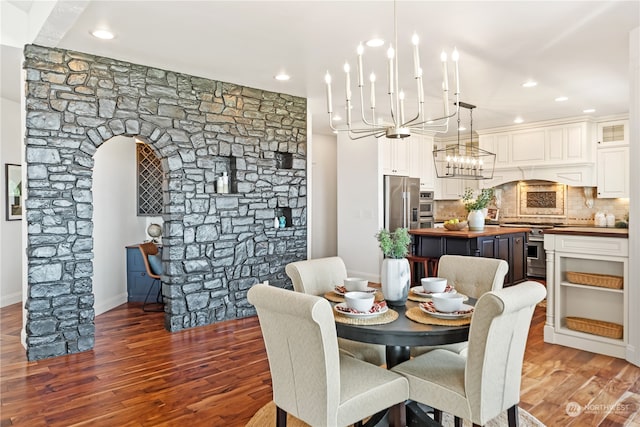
(23, 45), (307, 360)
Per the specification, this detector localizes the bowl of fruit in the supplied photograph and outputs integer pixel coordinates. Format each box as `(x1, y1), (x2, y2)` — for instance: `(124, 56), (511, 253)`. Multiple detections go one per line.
(443, 219), (468, 231)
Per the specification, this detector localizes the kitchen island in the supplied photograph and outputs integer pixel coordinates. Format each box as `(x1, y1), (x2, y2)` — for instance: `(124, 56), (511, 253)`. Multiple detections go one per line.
(409, 226), (530, 287)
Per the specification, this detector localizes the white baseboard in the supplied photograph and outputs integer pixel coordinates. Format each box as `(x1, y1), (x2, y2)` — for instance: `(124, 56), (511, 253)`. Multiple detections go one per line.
(0, 291), (22, 308)
(95, 293), (127, 316)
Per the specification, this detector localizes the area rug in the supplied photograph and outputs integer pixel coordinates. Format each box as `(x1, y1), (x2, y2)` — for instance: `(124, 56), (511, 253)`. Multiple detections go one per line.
(246, 401), (546, 426)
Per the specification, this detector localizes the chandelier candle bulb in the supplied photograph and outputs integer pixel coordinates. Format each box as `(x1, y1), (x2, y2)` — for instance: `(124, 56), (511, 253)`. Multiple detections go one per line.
(452, 48), (460, 95)
(387, 46), (395, 94)
(344, 62), (351, 101)
(370, 73), (376, 108)
(399, 91), (405, 124)
(441, 51), (449, 92)
(412, 33), (421, 78)
(357, 44), (364, 87)
(324, 72), (332, 113)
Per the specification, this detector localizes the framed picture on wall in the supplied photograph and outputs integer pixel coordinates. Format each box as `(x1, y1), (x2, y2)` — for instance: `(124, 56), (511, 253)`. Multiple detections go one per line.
(5, 164), (22, 221)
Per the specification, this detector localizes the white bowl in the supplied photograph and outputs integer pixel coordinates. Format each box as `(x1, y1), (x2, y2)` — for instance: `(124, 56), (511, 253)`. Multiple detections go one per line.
(344, 291), (375, 312)
(421, 277), (447, 293)
(431, 293), (464, 313)
(343, 277), (369, 292)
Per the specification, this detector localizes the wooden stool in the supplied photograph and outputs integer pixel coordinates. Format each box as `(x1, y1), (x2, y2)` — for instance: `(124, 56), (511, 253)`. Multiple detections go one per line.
(406, 255), (439, 285)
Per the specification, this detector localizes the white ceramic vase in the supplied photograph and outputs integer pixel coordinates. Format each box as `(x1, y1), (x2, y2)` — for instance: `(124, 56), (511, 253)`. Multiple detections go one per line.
(381, 258), (410, 307)
(467, 210), (485, 231)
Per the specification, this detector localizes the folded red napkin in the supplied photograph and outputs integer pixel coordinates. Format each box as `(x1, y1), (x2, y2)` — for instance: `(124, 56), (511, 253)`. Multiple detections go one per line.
(336, 301), (387, 314)
(419, 301), (473, 315)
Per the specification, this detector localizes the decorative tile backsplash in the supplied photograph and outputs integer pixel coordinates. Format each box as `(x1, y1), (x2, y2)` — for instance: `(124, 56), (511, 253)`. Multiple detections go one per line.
(435, 181), (629, 225)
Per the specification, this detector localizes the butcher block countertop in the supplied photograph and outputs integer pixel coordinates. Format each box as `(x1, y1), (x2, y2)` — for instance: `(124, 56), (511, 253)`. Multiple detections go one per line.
(543, 226), (628, 238)
(409, 226), (531, 238)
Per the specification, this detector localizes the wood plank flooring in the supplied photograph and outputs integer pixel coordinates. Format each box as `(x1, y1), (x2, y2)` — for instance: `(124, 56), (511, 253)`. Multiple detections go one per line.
(1, 301), (640, 426)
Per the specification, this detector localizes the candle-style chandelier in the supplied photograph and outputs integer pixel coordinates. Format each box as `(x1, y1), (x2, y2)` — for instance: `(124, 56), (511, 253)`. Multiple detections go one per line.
(432, 102), (496, 180)
(324, 0), (460, 140)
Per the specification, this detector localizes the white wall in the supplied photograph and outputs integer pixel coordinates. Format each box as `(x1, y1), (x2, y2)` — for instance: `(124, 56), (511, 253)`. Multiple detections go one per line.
(310, 132), (338, 258)
(1, 97), (23, 307)
(93, 136), (159, 315)
(627, 27), (639, 367)
(336, 133), (383, 281)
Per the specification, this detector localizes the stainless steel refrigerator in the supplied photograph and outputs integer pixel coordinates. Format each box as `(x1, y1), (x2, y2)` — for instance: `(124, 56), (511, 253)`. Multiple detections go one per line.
(383, 175), (420, 231)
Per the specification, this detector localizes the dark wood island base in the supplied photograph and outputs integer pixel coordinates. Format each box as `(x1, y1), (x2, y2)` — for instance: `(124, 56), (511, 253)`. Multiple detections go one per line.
(409, 226), (531, 286)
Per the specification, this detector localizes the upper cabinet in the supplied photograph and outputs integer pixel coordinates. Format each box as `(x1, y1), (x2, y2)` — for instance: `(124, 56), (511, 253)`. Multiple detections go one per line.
(477, 120), (596, 187)
(409, 135), (435, 191)
(380, 138), (410, 176)
(596, 119), (629, 198)
(597, 120), (628, 147)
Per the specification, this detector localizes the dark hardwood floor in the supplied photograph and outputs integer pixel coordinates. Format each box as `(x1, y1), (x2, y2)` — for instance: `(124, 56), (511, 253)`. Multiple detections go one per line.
(1, 300), (639, 426)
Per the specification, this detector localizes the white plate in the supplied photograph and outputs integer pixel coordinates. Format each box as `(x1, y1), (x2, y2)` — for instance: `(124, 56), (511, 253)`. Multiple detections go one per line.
(334, 286), (378, 296)
(334, 302), (388, 319)
(410, 285), (456, 297)
(419, 302), (474, 319)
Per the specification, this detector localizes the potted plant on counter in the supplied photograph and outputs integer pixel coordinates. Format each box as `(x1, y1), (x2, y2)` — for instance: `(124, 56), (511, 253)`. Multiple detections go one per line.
(376, 227), (411, 307)
(462, 187), (494, 231)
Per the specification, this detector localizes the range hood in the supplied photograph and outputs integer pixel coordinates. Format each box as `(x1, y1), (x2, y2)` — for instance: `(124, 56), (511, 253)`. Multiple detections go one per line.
(482, 163), (596, 188)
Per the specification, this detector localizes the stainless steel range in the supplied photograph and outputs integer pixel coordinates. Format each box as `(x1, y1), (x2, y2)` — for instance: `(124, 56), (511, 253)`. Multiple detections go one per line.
(501, 223), (554, 278)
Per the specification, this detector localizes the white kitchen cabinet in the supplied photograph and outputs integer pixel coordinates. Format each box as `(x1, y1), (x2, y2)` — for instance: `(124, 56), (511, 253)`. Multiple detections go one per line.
(380, 138), (410, 176)
(477, 120), (596, 187)
(597, 119), (628, 146)
(596, 145), (629, 198)
(409, 135), (435, 190)
(544, 233), (628, 359)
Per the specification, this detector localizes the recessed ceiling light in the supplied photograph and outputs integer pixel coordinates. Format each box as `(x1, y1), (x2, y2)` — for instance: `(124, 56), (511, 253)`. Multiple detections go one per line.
(522, 80), (537, 88)
(275, 73), (290, 81)
(555, 96), (568, 102)
(583, 108), (596, 113)
(514, 117), (524, 124)
(91, 29), (114, 40)
(366, 38), (385, 47)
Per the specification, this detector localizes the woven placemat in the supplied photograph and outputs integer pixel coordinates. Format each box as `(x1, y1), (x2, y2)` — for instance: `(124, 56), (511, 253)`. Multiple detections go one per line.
(324, 291), (384, 303)
(407, 292), (469, 303)
(405, 307), (471, 326)
(333, 308), (399, 325)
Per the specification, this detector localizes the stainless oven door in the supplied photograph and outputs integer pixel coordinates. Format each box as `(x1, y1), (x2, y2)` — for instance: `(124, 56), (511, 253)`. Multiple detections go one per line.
(418, 218), (434, 229)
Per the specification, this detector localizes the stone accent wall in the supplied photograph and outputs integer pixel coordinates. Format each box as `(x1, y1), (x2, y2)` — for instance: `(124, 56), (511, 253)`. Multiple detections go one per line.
(23, 45), (307, 360)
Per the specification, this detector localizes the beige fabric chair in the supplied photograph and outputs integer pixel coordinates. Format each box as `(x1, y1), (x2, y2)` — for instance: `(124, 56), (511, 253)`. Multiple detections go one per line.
(247, 283), (409, 427)
(411, 255), (509, 357)
(285, 257), (386, 366)
(392, 281), (546, 427)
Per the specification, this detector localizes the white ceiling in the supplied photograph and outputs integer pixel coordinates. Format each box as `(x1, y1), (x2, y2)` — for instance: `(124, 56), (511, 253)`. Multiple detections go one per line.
(1, 0), (639, 137)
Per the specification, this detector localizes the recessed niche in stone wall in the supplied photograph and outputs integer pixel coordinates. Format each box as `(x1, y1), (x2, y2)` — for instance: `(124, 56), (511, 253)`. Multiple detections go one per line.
(276, 207), (292, 227)
(275, 152), (293, 169)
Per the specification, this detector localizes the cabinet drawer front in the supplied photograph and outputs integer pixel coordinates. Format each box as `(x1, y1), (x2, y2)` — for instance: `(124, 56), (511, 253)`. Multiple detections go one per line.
(555, 235), (628, 257)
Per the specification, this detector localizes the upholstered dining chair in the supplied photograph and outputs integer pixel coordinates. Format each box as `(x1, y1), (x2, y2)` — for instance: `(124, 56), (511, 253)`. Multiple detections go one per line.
(247, 283), (409, 427)
(138, 242), (164, 312)
(391, 281), (546, 427)
(285, 257), (386, 366)
(411, 255), (509, 357)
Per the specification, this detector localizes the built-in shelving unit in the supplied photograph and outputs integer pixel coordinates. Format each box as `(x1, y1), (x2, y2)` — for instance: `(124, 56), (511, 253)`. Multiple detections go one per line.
(544, 233), (628, 358)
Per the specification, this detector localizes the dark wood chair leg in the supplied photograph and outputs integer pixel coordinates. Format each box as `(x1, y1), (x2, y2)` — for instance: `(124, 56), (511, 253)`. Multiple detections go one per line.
(507, 404), (519, 427)
(142, 279), (163, 312)
(433, 409), (442, 423)
(276, 405), (287, 427)
(354, 421), (363, 427)
(387, 402), (406, 427)
(454, 416), (463, 427)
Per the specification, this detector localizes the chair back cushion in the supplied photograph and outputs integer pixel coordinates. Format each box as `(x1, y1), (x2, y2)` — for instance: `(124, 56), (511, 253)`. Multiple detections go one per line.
(437, 255), (508, 299)
(465, 281), (546, 424)
(285, 257), (348, 295)
(138, 242), (161, 279)
(247, 283), (341, 424)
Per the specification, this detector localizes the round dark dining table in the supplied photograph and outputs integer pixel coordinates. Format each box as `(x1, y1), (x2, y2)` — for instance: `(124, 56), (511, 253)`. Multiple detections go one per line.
(334, 299), (475, 368)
